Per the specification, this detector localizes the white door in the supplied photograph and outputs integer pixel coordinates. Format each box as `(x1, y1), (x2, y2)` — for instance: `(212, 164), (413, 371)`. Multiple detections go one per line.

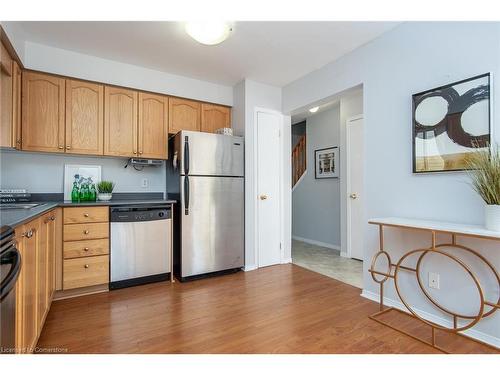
(257, 110), (282, 267)
(346, 116), (364, 261)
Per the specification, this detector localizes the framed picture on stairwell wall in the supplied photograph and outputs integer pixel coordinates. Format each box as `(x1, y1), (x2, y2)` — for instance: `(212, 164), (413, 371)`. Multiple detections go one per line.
(315, 146), (339, 179)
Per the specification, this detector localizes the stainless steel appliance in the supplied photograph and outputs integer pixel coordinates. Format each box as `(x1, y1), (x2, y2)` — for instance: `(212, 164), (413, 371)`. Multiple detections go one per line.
(167, 130), (244, 281)
(1, 226), (21, 353)
(110, 205), (172, 289)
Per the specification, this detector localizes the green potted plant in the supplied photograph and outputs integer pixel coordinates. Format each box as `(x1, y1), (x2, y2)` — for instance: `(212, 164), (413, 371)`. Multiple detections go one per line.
(465, 145), (500, 231)
(96, 181), (115, 202)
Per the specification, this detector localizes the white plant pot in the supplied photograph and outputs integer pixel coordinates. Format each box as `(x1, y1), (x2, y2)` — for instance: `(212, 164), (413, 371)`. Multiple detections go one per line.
(97, 193), (112, 201)
(485, 204), (500, 232)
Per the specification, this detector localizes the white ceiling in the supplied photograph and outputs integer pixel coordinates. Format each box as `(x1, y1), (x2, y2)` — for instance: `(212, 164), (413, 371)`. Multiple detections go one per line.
(13, 21), (398, 87)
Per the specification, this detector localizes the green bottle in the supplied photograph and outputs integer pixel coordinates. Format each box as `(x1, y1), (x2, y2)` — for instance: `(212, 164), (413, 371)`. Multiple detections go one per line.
(79, 183), (88, 202)
(89, 183), (96, 202)
(71, 182), (80, 203)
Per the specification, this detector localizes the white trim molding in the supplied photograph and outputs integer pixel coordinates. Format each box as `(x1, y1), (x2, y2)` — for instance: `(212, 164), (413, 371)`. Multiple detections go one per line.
(243, 264), (258, 272)
(361, 289), (500, 349)
(292, 170), (307, 192)
(281, 257), (293, 264)
(292, 235), (341, 251)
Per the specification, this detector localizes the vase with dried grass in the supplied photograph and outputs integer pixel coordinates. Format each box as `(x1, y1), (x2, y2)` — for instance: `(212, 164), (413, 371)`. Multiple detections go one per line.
(465, 144), (500, 231)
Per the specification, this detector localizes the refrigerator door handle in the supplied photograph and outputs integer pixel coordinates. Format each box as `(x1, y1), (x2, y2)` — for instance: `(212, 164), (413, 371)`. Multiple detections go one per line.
(184, 176), (190, 215)
(184, 136), (190, 175)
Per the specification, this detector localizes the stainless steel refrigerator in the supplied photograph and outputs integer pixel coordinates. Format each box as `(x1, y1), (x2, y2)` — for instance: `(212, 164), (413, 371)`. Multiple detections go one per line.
(167, 130), (244, 281)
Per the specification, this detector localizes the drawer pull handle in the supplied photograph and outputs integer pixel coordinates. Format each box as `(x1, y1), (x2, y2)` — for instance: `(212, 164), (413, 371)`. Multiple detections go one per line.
(84, 213), (89, 217)
(83, 230), (89, 234)
(84, 247), (89, 251)
(84, 264), (89, 269)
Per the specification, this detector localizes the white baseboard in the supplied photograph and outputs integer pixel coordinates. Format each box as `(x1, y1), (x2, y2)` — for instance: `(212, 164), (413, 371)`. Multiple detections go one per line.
(281, 257), (292, 264)
(292, 170), (307, 191)
(292, 235), (341, 251)
(361, 289), (500, 349)
(243, 264), (258, 272)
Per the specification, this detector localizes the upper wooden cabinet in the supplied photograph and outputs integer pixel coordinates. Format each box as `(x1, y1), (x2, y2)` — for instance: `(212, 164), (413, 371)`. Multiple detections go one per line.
(0, 41), (13, 147)
(169, 97), (200, 134)
(138, 92), (168, 159)
(12, 61), (22, 149)
(66, 79), (104, 155)
(201, 103), (231, 133)
(104, 86), (138, 157)
(22, 71), (65, 153)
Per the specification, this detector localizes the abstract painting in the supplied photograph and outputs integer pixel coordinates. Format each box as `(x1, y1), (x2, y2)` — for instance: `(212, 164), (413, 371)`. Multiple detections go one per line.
(412, 73), (491, 173)
(315, 147), (339, 179)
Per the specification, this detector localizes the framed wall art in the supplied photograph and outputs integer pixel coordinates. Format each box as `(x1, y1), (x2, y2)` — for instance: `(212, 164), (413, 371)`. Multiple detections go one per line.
(412, 73), (491, 173)
(315, 146), (339, 179)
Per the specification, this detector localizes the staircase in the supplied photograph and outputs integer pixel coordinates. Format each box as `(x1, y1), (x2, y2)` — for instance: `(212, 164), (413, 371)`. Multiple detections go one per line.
(292, 134), (306, 187)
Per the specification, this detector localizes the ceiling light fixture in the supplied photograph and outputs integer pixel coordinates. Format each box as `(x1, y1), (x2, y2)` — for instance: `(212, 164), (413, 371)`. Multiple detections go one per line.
(309, 106), (319, 113)
(185, 21), (232, 45)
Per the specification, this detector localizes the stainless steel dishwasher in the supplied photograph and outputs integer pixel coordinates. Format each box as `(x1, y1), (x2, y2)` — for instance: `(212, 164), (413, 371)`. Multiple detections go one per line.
(110, 205), (172, 289)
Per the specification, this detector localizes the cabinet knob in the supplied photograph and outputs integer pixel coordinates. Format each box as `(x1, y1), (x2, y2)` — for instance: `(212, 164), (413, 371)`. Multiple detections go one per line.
(133, 151), (137, 154)
(83, 230), (89, 234)
(66, 145), (71, 150)
(139, 151), (143, 155)
(84, 247), (89, 251)
(84, 213), (89, 217)
(50, 216), (55, 221)
(84, 264), (89, 269)
(259, 194), (268, 200)
(58, 146), (64, 149)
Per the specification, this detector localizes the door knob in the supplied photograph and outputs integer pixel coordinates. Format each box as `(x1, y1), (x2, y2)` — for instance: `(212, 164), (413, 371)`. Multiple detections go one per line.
(83, 230), (89, 234)
(350, 193), (358, 199)
(259, 195), (268, 200)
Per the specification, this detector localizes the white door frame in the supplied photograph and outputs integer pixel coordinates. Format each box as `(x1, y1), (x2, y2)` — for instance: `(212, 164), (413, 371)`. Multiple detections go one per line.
(254, 107), (285, 267)
(345, 114), (363, 259)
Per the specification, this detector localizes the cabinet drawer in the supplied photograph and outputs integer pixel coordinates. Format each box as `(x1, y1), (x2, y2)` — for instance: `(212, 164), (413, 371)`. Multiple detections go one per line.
(64, 206), (109, 224)
(63, 255), (109, 290)
(63, 222), (109, 241)
(64, 238), (109, 259)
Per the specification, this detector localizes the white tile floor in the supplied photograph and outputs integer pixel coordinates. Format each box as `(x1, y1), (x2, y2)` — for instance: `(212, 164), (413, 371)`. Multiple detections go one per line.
(291, 239), (363, 288)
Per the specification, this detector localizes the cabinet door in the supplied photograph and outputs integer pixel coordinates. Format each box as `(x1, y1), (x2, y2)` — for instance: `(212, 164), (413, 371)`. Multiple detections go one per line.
(138, 92), (168, 159)
(20, 219), (40, 352)
(201, 103), (231, 133)
(22, 71), (65, 152)
(38, 215), (49, 329)
(104, 86), (138, 157)
(12, 61), (22, 149)
(46, 212), (56, 303)
(66, 79), (104, 155)
(0, 41), (13, 147)
(168, 97), (200, 134)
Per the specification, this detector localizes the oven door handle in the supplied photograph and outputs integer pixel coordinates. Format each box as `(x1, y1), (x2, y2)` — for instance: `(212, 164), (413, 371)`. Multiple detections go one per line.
(0, 247), (21, 302)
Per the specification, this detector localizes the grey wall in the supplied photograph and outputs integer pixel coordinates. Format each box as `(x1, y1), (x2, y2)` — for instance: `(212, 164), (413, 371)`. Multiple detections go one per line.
(283, 22), (500, 343)
(292, 104), (340, 248)
(0, 150), (166, 194)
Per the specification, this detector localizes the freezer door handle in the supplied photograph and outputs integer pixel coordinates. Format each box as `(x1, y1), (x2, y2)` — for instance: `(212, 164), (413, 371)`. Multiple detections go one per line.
(184, 176), (190, 215)
(184, 136), (189, 175)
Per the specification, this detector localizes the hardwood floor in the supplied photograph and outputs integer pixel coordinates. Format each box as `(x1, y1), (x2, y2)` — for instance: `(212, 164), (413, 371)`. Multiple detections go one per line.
(37, 264), (498, 354)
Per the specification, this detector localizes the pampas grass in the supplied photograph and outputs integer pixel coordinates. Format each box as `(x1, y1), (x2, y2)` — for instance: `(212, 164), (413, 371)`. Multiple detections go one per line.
(464, 144), (500, 205)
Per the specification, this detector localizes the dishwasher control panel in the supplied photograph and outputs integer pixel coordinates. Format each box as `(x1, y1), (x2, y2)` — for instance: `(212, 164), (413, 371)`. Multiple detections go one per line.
(110, 205), (171, 222)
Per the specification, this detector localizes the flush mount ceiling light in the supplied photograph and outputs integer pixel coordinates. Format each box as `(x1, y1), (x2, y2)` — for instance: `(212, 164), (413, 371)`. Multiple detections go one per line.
(309, 106), (319, 113)
(185, 21), (232, 45)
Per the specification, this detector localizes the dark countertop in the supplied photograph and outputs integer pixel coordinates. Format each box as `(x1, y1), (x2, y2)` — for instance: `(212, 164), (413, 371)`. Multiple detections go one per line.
(0, 199), (177, 228)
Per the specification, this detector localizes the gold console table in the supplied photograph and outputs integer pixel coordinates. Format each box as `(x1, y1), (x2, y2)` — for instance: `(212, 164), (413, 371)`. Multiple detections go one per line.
(368, 217), (500, 353)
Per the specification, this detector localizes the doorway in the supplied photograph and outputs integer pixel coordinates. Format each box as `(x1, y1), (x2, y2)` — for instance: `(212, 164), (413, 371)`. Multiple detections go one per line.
(290, 89), (364, 289)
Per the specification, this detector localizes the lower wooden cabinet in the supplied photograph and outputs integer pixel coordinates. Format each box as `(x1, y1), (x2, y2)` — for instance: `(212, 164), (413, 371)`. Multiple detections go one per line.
(62, 206), (110, 291)
(63, 255), (109, 290)
(14, 209), (57, 353)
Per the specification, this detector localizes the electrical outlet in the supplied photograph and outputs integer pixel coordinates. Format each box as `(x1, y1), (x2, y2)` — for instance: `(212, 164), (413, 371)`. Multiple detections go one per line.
(141, 178), (149, 188)
(429, 272), (440, 290)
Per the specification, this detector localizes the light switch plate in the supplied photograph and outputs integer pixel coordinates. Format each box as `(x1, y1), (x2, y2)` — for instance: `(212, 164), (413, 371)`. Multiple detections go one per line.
(141, 178), (149, 188)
